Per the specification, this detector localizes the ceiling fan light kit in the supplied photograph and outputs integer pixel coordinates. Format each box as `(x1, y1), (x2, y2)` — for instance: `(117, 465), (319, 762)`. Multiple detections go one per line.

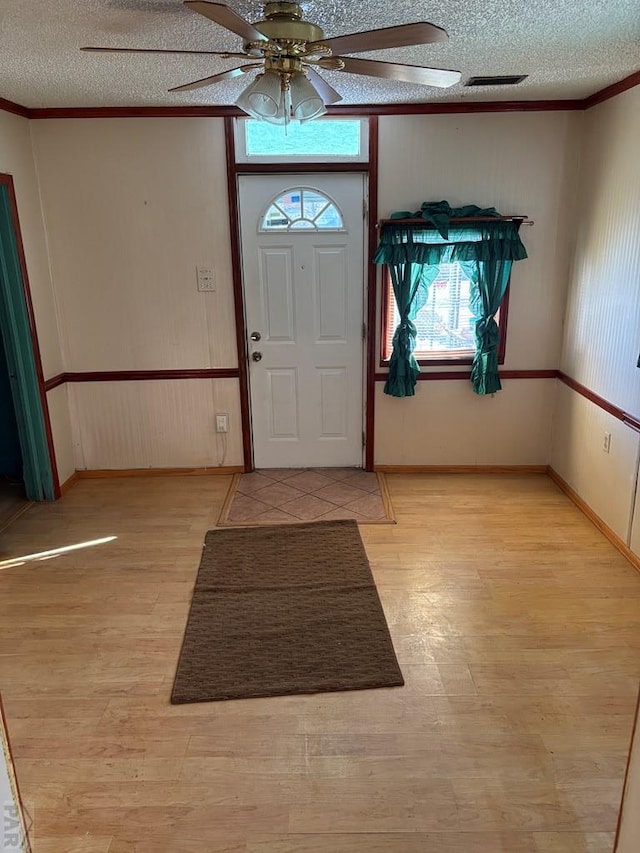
(83, 0), (463, 122)
(289, 74), (326, 122)
(234, 67), (325, 124)
(236, 71), (282, 119)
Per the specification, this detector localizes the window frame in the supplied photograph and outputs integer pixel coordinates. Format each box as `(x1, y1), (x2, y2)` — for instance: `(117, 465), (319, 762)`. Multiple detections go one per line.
(380, 264), (510, 367)
(258, 186), (346, 233)
(234, 117), (369, 164)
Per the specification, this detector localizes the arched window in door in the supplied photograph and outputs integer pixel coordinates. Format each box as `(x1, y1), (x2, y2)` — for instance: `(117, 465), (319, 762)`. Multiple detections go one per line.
(259, 187), (345, 232)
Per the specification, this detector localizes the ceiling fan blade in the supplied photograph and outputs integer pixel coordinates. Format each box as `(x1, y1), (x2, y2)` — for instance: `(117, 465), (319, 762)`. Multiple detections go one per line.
(318, 22), (447, 56)
(169, 64), (260, 92)
(304, 67), (343, 104)
(184, 1), (267, 43)
(331, 57), (460, 88)
(82, 46), (247, 57)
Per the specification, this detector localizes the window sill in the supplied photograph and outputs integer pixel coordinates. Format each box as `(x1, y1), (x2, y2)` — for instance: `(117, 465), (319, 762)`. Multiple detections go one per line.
(380, 356), (474, 368)
(379, 355), (506, 368)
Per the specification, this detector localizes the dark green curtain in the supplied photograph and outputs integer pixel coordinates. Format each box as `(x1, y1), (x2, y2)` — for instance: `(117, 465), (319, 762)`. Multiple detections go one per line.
(469, 258), (513, 395)
(0, 185), (55, 500)
(375, 221), (527, 398)
(385, 263), (439, 397)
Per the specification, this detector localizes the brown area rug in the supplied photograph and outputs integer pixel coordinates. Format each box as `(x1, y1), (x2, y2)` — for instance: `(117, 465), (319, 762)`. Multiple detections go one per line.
(171, 520), (404, 704)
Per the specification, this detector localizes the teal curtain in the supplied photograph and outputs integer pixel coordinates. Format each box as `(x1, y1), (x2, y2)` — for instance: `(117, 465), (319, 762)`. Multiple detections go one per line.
(385, 263), (439, 397)
(470, 258), (513, 395)
(0, 184), (55, 500)
(375, 221), (527, 398)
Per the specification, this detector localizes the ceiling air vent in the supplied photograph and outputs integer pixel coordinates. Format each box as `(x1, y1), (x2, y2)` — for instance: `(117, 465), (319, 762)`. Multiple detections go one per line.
(465, 75), (528, 87)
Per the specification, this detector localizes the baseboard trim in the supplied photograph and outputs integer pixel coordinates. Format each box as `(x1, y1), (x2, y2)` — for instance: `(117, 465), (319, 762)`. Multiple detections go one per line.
(75, 466), (244, 479)
(60, 472), (79, 495)
(547, 466), (640, 575)
(375, 465), (548, 474)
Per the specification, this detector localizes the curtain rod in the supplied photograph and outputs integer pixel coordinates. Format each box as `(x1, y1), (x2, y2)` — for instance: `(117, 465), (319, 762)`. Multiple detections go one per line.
(377, 215), (534, 228)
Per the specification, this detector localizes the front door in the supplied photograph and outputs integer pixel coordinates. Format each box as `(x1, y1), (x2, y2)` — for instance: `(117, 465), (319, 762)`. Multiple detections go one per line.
(239, 174), (365, 469)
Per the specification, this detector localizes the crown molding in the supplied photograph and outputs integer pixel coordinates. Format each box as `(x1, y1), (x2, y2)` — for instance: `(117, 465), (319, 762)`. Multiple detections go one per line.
(582, 69), (640, 109)
(0, 96), (30, 118)
(1, 69), (638, 120)
(26, 104), (242, 119)
(329, 100), (584, 114)
(20, 99), (584, 119)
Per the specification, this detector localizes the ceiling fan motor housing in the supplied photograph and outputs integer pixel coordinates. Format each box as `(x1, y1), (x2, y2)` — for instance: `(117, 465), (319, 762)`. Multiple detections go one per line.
(254, 2), (325, 45)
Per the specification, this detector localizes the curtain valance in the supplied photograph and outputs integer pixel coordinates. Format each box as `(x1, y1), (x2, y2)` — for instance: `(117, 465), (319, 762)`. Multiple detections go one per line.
(374, 221), (528, 265)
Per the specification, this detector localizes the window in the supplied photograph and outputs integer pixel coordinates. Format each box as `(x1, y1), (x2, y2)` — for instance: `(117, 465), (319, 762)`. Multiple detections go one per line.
(382, 263), (509, 365)
(260, 187), (344, 232)
(234, 117), (368, 163)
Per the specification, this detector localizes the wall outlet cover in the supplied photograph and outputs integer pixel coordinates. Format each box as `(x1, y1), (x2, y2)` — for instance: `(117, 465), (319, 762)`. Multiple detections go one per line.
(197, 266), (215, 292)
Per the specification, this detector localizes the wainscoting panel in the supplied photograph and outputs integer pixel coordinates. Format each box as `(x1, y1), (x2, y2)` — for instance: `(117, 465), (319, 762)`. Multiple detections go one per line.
(45, 383), (75, 485)
(375, 378), (556, 466)
(550, 381), (640, 544)
(630, 470), (640, 557)
(68, 378), (243, 470)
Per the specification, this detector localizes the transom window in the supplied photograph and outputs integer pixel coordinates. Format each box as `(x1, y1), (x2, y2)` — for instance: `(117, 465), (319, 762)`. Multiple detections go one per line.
(260, 187), (345, 232)
(234, 117), (368, 163)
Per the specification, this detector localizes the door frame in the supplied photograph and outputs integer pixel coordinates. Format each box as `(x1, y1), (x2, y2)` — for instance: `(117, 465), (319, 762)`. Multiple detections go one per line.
(223, 116), (379, 472)
(0, 173), (59, 499)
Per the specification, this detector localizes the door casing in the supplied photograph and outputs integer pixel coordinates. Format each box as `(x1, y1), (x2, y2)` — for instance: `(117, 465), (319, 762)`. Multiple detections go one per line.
(223, 116), (379, 472)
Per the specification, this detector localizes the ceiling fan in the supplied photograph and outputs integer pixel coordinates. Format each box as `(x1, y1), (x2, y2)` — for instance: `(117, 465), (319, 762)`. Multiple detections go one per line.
(83, 1), (461, 122)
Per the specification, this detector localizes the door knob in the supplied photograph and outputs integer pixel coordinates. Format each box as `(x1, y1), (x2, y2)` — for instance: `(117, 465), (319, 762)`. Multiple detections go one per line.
(250, 331), (261, 342)
(251, 351), (263, 362)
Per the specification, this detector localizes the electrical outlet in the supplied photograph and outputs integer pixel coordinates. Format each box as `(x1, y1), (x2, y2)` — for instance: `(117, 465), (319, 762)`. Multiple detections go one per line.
(216, 414), (229, 433)
(603, 432), (611, 453)
(197, 266), (215, 292)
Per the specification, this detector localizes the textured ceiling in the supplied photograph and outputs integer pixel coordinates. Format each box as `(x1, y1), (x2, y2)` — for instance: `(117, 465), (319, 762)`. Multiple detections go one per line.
(1, 0), (639, 108)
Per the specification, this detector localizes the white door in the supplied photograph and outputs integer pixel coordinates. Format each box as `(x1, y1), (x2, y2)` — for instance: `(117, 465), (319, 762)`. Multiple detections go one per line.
(239, 174), (365, 469)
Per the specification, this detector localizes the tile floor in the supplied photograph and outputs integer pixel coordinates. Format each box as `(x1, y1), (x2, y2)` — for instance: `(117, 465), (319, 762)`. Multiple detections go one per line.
(219, 468), (394, 525)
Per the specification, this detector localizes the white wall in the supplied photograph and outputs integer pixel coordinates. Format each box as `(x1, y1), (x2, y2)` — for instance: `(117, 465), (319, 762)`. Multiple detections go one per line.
(31, 117), (242, 469)
(28, 110), (585, 472)
(560, 86), (640, 414)
(5, 98), (639, 482)
(550, 85), (640, 552)
(375, 111), (581, 465)
(616, 693), (640, 853)
(0, 110), (74, 484)
(31, 118), (237, 372)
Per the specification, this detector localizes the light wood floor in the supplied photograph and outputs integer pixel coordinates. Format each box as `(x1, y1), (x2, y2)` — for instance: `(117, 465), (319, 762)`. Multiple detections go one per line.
(1, 473), (639, 853)
(0, 480), (28, 531)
